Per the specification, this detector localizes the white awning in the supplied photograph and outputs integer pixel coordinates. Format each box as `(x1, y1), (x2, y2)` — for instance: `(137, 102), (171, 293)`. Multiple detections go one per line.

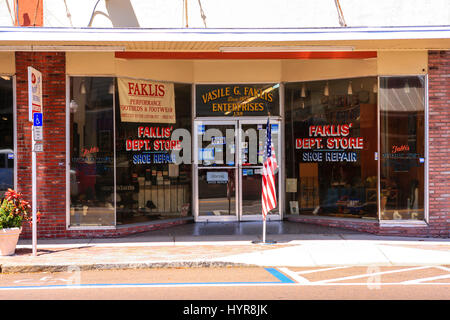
(0, 26), (449, 52)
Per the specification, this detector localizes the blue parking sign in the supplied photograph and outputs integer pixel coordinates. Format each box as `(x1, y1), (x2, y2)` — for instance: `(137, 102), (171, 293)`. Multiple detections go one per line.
(33, 112), (43, 127)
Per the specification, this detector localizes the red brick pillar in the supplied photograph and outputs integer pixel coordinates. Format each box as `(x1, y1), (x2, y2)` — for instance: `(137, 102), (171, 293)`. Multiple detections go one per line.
(428, 50), (450, 238)
(15, 52), (66, 238)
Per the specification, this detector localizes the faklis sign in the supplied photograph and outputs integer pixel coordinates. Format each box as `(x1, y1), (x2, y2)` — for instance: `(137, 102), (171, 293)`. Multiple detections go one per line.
(118, 77), (175, 123)
(296, 123), (364, 163)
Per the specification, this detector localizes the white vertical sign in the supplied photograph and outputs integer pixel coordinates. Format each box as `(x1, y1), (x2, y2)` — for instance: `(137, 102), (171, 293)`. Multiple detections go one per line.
(28, 67), (42, 122)
(28, 66), (42, 257)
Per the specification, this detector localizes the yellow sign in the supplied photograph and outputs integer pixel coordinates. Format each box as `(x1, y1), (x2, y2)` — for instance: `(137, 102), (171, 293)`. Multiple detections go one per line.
(118, 77), (175, 123)
(195, 84), (279, 117)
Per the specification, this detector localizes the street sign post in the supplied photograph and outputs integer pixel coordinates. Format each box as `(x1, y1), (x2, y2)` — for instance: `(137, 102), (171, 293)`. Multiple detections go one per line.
(28, 67), (42, 257)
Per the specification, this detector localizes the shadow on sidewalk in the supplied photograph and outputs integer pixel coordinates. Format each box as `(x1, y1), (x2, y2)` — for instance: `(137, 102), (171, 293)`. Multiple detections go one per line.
(124, 221), (364, 240)
(13, 246), (93, 257)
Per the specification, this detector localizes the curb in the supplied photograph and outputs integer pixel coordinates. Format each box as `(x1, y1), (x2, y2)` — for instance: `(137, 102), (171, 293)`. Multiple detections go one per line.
(0, 261), (255, 274)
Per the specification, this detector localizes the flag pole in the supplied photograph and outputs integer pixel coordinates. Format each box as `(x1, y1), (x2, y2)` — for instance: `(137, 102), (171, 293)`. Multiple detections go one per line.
(252, 96), (276, 245)
(262, 216), (266, 243)
(263, 109), (271, 244)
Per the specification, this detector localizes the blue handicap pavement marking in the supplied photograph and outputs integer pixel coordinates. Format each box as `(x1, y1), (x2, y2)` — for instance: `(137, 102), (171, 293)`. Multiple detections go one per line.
(33, 112), (43, 127)
(265, 268), (296, 284)
(0, 268), (296, 290)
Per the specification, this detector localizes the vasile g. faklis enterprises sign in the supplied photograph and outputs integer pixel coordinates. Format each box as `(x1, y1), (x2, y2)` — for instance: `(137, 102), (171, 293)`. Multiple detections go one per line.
(195, 84), (279, 117)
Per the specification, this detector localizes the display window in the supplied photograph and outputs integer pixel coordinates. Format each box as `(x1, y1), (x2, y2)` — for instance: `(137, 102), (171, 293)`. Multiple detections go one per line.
(379, 76), (426, 220)
(69, 77), (192, 227)
(115, 82), (192, 224)
(0, 77), (14, 198)
(69, 77), (115, 226)
(285, 77), (378, 219)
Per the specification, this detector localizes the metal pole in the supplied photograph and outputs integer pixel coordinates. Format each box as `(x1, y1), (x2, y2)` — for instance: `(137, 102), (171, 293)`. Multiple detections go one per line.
(262, 216), (266, 243)
(32, 127), (37, 256)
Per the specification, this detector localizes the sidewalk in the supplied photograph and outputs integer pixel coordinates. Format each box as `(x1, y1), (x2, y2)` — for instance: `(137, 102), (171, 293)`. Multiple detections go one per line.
(1, 222), (449, 273)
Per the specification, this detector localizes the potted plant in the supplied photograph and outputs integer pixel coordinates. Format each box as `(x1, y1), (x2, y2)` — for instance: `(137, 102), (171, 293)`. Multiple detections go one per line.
(0, 189), (32, 256)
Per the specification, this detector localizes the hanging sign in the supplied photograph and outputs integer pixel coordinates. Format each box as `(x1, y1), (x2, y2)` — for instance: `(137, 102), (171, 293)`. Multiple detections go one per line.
(118, 77), (175, 123)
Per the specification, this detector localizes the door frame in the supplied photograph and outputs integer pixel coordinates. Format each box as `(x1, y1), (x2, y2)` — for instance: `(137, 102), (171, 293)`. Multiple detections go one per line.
(193, 120), (239, 222)
(193, 117), (282, 222)
(238, 118), (282, 221)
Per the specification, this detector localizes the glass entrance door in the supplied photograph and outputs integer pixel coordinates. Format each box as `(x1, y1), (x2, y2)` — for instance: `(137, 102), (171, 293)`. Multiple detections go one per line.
(194, 121), (238, 221)
(194, 119), (281, 222)
(239, 119), (281, 221)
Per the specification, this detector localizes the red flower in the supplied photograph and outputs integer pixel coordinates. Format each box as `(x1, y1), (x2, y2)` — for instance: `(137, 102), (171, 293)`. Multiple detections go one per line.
(1, 189), (37, 228)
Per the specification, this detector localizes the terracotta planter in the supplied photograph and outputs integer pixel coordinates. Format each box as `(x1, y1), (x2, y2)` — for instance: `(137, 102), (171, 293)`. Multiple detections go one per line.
(0, 227), (22, 256)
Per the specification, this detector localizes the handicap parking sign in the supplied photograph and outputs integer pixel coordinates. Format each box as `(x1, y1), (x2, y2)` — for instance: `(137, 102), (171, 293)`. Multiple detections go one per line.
(33, 112), (43, 127)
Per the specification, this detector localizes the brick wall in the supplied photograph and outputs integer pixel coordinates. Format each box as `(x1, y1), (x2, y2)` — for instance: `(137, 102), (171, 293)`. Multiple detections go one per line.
(427, 50), (450, 238)
(15, 52), (67, 238)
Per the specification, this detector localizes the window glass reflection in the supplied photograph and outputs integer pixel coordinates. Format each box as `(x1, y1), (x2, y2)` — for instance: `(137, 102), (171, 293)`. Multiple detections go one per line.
(0, 77), (14, 198)
(198, 169), (236, 216)
(285, 77), (378, 219)
(70, 77), (115, 226)
(380, 76), (425, 220)
(115, 83), (192, 224)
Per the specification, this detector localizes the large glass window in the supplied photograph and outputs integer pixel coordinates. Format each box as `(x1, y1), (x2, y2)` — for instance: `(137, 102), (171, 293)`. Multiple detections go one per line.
(0, 77), (14, 198)
(69, 77), (115, 226)
(379, 76), (425, 220)
(70, 78), (192, 227)
(115, 83), (192, 225)
(285, 77), (378, 219)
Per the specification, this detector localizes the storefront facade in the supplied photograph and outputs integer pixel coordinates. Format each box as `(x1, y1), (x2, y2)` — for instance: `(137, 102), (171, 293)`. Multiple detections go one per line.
(0, 26), (449, 238)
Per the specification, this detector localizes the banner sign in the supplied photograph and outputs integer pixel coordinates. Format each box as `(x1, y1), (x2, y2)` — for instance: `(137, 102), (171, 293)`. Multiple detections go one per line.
(28, 67), (42, 122)
(196, 84), (279, 117)
(118, 77), (175, 123)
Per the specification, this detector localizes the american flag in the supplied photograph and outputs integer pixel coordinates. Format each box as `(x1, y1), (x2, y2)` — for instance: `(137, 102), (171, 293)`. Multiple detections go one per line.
(261, 118), (278, 220)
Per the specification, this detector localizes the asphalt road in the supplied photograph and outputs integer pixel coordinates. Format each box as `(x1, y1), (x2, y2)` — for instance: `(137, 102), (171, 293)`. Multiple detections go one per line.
(0, 266), (449, 301)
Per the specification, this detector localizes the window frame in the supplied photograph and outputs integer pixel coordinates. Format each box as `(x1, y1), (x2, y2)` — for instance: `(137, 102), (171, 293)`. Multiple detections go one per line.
(377, 74), (429, 225)
(283, 76), (380, 220)
(66, 76), (195, 229)
(66, 75), (117, 230)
